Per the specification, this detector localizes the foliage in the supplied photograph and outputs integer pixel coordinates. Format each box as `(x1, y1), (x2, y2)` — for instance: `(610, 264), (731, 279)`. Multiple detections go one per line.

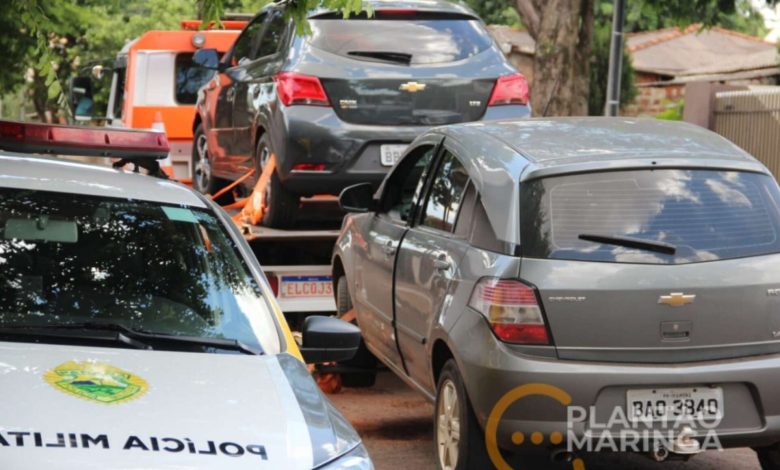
(588, 7), (637, 115)
(656, 99), (685, 121)
(460, 0), (522, 28)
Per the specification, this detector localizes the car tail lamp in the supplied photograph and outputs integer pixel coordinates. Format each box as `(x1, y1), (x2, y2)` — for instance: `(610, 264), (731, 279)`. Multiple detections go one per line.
(468, 278), (550, 345)
(0, 119), (169, 159)
(488, 73), (529, 106)
(267, 274), (279, 297)
(292, 163), (327, 172)
(275, 72), (330, 107)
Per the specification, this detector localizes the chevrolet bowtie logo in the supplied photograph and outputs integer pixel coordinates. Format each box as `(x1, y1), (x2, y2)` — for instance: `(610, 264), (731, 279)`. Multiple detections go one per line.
(658, 292), (696, 307)
(399, 82), (426, 93)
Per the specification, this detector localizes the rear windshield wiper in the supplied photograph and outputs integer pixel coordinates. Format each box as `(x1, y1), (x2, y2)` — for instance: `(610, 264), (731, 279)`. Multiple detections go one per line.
(347, 51), (412, 65)
(0, 322), (263, 356)
(578, 233), (677, 255)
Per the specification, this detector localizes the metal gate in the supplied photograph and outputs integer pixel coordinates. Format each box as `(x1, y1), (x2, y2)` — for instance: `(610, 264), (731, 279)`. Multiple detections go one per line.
(714, 88), (780, 179)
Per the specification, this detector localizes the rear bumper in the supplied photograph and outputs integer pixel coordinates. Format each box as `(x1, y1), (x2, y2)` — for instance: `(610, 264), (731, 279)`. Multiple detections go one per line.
(451, 309), (780, 453)
(268, 104), (530, 196)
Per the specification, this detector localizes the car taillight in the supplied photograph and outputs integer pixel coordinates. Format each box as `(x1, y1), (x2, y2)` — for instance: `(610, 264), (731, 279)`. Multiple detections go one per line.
(267, 274), (279, 297)
(488, 73), (529, 106)
(468, 278), (550, 345)
(291, 163), (327, 172)
(274, 72), (330, 107)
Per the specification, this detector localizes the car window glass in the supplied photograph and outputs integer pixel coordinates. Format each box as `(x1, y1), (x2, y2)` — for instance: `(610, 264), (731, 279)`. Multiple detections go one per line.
(231, 16), (265, 65)
(422, 150), (469, 232)
(454, 181), (477, 238)
(175, 53), (216, 104)
(384, 146), (435, 222)
(256, 12), (287, 58)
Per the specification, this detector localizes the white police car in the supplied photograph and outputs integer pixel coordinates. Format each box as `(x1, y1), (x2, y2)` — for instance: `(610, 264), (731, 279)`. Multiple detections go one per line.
(0, 121), (372, 469)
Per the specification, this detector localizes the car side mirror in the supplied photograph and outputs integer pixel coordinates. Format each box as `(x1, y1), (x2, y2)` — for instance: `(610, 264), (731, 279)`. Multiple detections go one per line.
(339, 183), (377, 213)
(193, 48), (222, 71)
(69, 76), (94, 120)
(300, 316), (361, 364)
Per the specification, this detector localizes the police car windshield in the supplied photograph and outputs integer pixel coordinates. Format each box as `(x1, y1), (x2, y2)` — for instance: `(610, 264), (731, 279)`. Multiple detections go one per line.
(0, 189), (278, 353)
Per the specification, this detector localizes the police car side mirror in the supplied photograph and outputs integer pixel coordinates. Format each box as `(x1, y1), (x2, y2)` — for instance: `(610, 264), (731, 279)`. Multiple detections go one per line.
(193, 48), (222, 71)
(300, 316), (361, 364)
(339, 183), (377, 213)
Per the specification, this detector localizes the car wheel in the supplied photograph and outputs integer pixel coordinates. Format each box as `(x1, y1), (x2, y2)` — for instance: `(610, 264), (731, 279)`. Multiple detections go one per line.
(192, 124), (217, 195)
(336, 275), (377, 388)
(255, 134), (298, 228)
(757, 445), (780, 469)
(435, 359), (490, 470)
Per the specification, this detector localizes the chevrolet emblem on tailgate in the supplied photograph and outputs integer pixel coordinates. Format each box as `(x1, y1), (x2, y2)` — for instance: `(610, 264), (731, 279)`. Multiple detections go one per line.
(399, 82), (426, 93)
(658, 292), (696, 307)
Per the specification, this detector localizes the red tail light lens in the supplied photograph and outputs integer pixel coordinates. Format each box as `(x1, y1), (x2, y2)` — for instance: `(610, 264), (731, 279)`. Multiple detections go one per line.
(468, 278), (550, 345)
(267, 274), (279, 297)
(488, 73), (529, 106)
(275, 72), (330, 107)
(291, 163), (327, 172)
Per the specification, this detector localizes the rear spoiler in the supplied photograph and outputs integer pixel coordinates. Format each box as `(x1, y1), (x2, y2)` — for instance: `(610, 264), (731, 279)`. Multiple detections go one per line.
(0, 120), (171, 178)
(309, 10), (480, 21)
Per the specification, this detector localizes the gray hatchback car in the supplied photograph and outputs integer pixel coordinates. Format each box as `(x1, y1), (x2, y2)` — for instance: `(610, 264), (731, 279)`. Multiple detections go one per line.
(332, 118), (780, 469)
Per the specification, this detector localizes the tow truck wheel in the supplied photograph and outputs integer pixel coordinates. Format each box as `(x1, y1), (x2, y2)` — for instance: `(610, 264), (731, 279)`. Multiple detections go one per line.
(255, 134), (298, 229)
(336, 275), (377, 388)
(435, 360), (490, 470)
(192, 124), (217, 195)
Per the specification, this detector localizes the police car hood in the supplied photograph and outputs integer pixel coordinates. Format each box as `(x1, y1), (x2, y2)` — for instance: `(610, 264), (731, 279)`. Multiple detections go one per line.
(0, 342), (360, 470)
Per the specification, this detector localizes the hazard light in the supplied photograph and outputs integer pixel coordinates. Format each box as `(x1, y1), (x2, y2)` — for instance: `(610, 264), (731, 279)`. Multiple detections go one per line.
(0, 120), (169, 160)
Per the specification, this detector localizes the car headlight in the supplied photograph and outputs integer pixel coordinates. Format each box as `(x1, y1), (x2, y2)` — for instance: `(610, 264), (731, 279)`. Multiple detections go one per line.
(316, 443), (373, 470)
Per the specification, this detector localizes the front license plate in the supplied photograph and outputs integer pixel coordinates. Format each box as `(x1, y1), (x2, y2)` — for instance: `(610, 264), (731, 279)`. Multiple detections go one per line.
(627, 387), (723, 422)
(279, 275), (333, 298)
(380, 144), (408, 166)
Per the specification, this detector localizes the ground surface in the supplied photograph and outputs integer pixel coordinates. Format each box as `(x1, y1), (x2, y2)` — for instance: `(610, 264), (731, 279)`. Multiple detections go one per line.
(328, 372), (762, 470)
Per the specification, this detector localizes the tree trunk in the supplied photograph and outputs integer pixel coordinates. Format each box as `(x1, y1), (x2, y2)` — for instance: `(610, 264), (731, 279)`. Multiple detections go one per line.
(515, 0), (594, 116)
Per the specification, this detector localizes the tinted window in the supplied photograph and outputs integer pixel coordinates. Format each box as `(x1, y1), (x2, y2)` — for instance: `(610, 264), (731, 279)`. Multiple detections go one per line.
(256, 12), (287, 58)
(175, 53), (215, 104)
(0, 189), (277, 352)
(423, 151), (469, 232)
(384, 146), (435, 222)
(309, 19), (492, 64)
(521, 170), (780, 264)
(231, 17), (265, 65)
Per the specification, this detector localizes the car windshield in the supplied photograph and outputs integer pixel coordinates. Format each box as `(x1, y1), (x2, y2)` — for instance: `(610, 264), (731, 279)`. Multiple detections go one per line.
(521, 169), (780, 264)
(0, 189), (279, 353)
(308, 18), (492, 64)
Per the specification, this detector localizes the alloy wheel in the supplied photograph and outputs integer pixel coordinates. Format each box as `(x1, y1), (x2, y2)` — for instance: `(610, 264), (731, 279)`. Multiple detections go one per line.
(437, 379), (461, 470)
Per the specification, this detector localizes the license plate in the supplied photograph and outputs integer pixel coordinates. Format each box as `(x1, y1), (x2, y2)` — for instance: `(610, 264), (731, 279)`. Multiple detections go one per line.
(380, 144), (408, 166)
(627, 387), (723, 422)
(279, 275), (333, 298)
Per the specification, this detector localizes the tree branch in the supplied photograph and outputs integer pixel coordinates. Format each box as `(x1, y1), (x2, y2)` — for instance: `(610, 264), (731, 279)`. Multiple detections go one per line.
(515, 0), (541, 39)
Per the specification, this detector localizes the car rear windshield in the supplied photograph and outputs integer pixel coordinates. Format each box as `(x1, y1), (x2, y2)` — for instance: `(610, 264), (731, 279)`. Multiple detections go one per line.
(308, 18), (493, 64)
(0, 189), (277, 352)
(520, 170), (780, 264)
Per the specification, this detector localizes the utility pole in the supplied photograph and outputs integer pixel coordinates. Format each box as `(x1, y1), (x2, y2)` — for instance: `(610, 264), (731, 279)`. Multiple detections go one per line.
(604, 0), (626, 116)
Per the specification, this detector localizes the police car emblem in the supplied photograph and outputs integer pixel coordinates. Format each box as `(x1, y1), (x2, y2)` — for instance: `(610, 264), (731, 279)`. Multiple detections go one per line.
(44, 361), (148, 404)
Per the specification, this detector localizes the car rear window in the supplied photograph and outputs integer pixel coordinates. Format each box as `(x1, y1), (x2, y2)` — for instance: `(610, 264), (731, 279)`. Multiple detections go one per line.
(520, 170), (780, 264)
(308, 18), (493, 64)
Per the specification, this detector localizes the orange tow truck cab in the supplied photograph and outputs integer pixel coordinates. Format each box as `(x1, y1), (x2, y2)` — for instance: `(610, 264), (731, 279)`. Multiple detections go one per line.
(106, 20), (245, 180)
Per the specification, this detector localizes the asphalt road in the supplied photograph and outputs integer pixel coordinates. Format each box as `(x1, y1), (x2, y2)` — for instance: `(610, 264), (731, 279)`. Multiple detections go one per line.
(328, 372), (762, 470)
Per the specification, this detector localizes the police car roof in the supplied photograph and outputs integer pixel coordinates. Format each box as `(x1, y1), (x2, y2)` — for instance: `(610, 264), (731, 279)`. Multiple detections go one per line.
(0, 153), (207, 208)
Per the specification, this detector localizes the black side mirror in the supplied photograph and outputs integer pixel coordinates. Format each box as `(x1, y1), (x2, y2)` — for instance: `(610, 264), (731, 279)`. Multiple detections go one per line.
(193, 48), (221, 71)
(300, 316), (361, 364)
(339, 183), (377, 213)
(69, 76), (94, 120)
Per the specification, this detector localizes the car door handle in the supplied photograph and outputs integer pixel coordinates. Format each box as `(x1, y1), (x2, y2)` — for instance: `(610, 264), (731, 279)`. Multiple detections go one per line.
(383, 241), (396, 256)
(434, 258), (450, 271)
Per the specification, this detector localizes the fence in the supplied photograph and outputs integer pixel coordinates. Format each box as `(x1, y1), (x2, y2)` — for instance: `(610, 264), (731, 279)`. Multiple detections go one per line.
(713, 87), (780, 179)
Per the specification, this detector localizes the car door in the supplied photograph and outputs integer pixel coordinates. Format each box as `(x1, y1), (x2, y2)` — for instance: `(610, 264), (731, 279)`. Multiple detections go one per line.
(394, 146), (473, 390)
(209, 14), (266, 173)
(352, 139), (440, 370)
(231, 9), (290, 175)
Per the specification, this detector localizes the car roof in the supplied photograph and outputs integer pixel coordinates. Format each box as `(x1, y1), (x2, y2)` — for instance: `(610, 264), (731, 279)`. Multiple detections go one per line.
(0, 153), (207, 208)
(430, 117), (768, 246)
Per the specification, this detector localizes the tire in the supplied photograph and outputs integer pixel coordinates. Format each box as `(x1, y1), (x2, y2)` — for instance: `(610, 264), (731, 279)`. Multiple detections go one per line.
(255, 134), (298, 229)
(757, 445), (780, 469)
(434, 360), (490, 470)
(192, 124), (217, 195)
(336, 275), (377, 388)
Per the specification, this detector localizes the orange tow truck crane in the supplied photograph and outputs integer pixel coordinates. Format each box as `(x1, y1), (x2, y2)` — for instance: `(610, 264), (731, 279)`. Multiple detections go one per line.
(85, 19), (247, 180)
